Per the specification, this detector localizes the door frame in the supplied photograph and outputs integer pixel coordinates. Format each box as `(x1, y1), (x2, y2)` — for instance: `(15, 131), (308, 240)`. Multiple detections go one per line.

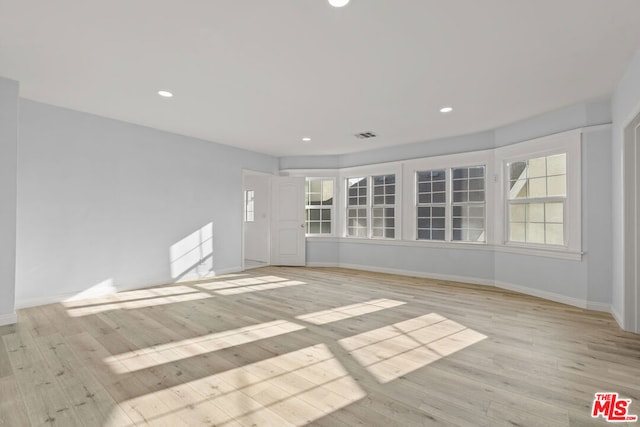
(623, 108), (640, 333)
(241, 169), (273, 271)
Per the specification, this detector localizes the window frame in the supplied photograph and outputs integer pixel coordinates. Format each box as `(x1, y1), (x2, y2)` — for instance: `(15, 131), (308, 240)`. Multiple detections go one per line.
(342, 165), (401, 240)
(244, 189), (255, 223)
(494, 129), (581, 253)
(305, 177), (336, 237)
(414, 165), (488, 243)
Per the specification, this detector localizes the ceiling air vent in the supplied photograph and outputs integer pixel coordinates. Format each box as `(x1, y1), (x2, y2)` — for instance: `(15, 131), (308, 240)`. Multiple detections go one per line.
(354, 131), (377, 139)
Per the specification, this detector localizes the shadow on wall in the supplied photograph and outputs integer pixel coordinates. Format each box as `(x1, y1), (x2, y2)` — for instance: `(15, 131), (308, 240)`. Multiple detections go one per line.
(170, 222), (215, 282)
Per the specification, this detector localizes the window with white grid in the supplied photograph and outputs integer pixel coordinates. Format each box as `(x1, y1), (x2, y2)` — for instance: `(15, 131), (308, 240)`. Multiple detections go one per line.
(244, 190), (254, 222)
(452, 166), (486, 242)
(346, 177), (368, 238)
(305, 178), (334, 235)
(507, 153), (566, 245)
(416, 170), (446, 240)
(372, 174), (396, 239)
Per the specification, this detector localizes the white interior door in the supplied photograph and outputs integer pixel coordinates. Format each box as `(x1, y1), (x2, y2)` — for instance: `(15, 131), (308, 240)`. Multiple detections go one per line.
(270, 176), (306, 266)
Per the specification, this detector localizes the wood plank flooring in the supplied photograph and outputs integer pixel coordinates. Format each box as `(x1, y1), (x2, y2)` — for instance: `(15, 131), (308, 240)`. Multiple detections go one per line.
(1, 267), (639, 426)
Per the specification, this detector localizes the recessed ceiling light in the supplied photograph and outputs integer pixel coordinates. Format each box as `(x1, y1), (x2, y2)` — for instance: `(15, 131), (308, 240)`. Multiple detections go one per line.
(328, 0), (350, 7)
(302, 137), (312, 142)
(440, 106), (453, 113)
(158, 90), (173, 98)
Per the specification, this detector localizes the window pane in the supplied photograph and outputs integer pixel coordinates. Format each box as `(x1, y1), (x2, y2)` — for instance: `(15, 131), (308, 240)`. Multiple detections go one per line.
(321, 209), (331, 220)
(547, 175), (566, 197)
(526, 203), (544, 222)
(433, 192), (446, 203)
(469, 178), (484, 190)
(432, 230), (445, 240)
(546, 224), (564, 245)
(322, 180), (333, 204)
(309, 222), (321, 234)
(453, 191), (467, 202)
(547, 153), (566, 176)
(545, 203), (563, 223)
(309, 192), (322, 205)
(418, 194), (431, 204)
(510, 223), (525, 242)
(310, 209), (320, 220)
(468, 229), (484, 242)
(510, 204), (525, 222)
(509, 180), (528, 199)
(529, 177), (546, 198)
(510, 161), (527, 181)
(469, 191), (484, 202)
(526, 223), (545, 244)
(469, 167), (485, 178)
(529, 157), (546, 178)
(418, 230), (430, 239)
(453, 179), (468, 191)
(321, 222), (331, 234)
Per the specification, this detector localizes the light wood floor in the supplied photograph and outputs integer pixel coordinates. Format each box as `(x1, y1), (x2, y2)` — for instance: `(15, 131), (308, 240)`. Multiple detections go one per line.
(1, 267), (639, 426)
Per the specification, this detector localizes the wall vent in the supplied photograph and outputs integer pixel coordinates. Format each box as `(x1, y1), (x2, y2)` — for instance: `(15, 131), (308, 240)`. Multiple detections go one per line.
(354, 131), (377, 139)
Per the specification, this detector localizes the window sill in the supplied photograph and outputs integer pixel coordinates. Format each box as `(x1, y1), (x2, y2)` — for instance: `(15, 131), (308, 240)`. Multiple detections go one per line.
(305, 236), (583, 260)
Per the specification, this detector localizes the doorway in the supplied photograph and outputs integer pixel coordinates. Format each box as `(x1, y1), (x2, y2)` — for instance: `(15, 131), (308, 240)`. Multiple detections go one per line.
(242, 170), (271, 270)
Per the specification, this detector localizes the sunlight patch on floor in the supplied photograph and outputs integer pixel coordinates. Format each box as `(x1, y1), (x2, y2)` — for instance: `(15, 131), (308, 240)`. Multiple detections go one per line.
(104, 320), (306, 374)
(212, 280), (305, 296)
(118, 343), (365, 426)
(195, 275), (291, 291)
(296, 299), (406, 325)
(64, 291), (213, 317)
(339, 313), (487, 383)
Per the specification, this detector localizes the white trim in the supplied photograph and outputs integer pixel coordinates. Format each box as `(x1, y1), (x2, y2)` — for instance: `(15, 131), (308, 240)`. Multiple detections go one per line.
(306, 262), (340, 268)
(337, 263), (495, 286)
(586, 301), (612, 313)
(492, 244), (583, 261)
(302, 262), (609, 312)
(581, 123), (612, 135)
(494, 280), (589, 309)
(307, 236), (582, 260)
(17, 292), (80, 309)
(0, 312), (17, 326)
(611, 305), (624, 329)
(16, 266), (244, 309)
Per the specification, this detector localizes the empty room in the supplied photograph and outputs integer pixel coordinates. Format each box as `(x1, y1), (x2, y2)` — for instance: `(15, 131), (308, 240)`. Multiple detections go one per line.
(1, 1), (640, 425)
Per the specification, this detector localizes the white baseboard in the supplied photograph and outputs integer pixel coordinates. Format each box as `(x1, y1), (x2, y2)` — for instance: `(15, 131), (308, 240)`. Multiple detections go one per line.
(336, 263), (495, 286)
(17, 266), (246, 309)
(306, 262), (340, 268)
(0, 312), (17, 326)
(305, 262), (610, 313)
(494, 280), (589, 309)
(586, 301), (612, 313)
(16, 292), (78, 309)
(610, 305), (624, 329)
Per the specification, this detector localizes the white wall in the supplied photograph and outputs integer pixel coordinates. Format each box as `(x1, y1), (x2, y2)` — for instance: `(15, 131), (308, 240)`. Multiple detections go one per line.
(0, 77), (18, 325)
(243, 174), (270, 263)
(16, 100), (278, 307)
(611, 48), (640, 330)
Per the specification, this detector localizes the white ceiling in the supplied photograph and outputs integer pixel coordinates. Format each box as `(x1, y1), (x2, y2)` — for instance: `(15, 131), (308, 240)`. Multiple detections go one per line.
(1, 1), (639, 157)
